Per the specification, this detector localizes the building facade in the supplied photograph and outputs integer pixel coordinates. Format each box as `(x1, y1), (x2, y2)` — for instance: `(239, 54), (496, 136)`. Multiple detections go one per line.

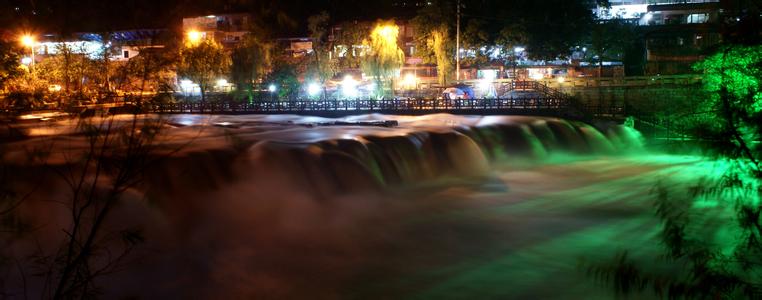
(182, 13), (251, 46)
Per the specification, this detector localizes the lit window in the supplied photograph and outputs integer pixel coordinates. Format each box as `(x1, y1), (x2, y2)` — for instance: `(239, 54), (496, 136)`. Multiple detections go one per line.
(687, 13), (708, 24)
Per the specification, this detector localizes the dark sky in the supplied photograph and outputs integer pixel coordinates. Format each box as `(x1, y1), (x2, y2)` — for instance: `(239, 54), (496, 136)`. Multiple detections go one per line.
(1, 0), (422, 36)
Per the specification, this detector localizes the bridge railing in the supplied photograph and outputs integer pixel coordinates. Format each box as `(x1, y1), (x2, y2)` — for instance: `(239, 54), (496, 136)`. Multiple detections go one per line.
(146, 97), (580, 114)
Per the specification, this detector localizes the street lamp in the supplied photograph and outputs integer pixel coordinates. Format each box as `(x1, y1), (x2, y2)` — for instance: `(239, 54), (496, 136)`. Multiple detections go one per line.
(307, 83), (321, 98)
(186, 30), (202, 45)
(20, 34), (35, 73)
(268, 84), (277, 101)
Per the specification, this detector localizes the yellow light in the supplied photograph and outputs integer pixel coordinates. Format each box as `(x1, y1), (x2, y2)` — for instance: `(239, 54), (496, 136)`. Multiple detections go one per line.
(402, 73), (417, 89)
(187, 30), (202, 45)
(374, 25), (398, 42)
(20, 35), (35, 47)
(557, 76), (566, 83)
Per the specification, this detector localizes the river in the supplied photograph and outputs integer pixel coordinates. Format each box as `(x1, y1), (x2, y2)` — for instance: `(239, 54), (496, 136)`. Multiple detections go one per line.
(0, 113), (714, 298)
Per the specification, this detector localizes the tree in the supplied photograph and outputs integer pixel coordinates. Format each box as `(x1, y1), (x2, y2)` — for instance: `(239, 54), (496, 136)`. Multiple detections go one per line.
(112, 44), (177, 96)
(495, 24), (528, 78)
(587, 20), (636, 77)
(362, 21), (405, 98)
(411, 0), (456, 84)
(461, 19), (492, 69)
(588, 44), (762, 300)
(266, 57), (301, 100)
(0, 41), (23, 92)
(515, 0), (595, 60)
(231, 35), (273, 99)
(177, 39), (231, 101)
(307, 11), (337, 98)
(334, 21), (372, 69)
(34, 42), (100, 95)
(429, 27), (453, 85)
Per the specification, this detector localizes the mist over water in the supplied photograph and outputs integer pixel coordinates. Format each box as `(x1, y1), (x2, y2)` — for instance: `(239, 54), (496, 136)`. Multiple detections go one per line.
(1, 113), (657, 298)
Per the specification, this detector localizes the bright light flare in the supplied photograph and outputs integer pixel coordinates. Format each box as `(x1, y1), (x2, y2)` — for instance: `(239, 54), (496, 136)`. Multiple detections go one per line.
(20, 35), (35, 47)
(557, 76), (566, 84)
(529, 69), (545, 81)
(187, 30), (202, 44)
(307, 83), (321, 97)
(375, 25), (397, 41)
(216, 79), (229, 87)
(180, 79), (194, 88)
(21, 57), (32, 65)
(402, 73), (417, 89)
(341, 75), (359, 98)
(268, 84), (277, 93)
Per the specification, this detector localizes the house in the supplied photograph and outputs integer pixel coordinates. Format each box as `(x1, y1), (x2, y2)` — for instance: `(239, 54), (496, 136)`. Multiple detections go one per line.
(182, 13), (251, 46)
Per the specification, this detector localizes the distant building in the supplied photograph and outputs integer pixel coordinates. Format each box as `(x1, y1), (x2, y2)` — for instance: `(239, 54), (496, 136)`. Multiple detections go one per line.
(639, 0), (723, 74)
(182, 13), (251, 46)
(34, 29), (167, 61)
(276, 38), (314, 58)
(593, 0), (730, 75)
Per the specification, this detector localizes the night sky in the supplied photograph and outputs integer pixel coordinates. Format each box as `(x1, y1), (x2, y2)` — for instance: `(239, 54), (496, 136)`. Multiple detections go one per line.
(1, 0), (423, 36)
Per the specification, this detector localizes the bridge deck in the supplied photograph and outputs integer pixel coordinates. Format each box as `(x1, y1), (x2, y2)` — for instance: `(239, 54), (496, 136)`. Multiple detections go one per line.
(144, 98), (625, 119)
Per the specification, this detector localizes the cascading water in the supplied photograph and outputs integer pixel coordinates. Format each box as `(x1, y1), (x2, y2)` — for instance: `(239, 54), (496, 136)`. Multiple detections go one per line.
(0, 113), (647, 298)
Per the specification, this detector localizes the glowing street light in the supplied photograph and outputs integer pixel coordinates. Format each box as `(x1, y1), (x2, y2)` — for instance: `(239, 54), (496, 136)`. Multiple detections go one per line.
(557, 76), (566, 84)
(187, 30), (202, 45)
(268, 84), (277, 93)
(21, 57), (32, 65)
(307, 83), (321, 98)
(478, 70), (497, 97)
(20, 35), (34, 47)
(402, 73), (417, 89)
(341, 75), (359, 98)
(19, 34), (36, 73)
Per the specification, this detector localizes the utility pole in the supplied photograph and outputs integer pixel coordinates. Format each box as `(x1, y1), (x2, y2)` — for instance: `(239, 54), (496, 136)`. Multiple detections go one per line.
(456, 0), (461, 82)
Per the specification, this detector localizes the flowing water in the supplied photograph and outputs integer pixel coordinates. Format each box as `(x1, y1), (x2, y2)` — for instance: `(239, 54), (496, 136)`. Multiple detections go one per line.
(0, 113), (709, 298)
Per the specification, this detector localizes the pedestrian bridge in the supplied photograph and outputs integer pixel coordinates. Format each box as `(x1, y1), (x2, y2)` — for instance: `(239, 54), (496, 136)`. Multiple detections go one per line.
(144, 81), (627, 120)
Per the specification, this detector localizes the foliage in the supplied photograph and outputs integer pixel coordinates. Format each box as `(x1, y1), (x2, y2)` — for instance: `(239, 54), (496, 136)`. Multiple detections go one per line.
(113, 46), (177, 94)
(35, 43), (100, 94)
(588, 45), (762, 299)
(231, 35), (273, 96)
(362, 21), (405, 98)
(430, 28), (453, 85)
(411, 0), (455, 83)
(515, 0), (595, 60)
(307, 11), (338, 97)
(265, 57), (301, 100)
(411, 0), (594, 71)
(460, 19), (493, 69)
(333, 21), (372, 69)
(587, 20), (637, 76)
(0, 41), (24, 91)
(177, 39), (231, 101)
(0, 115), (166, 298)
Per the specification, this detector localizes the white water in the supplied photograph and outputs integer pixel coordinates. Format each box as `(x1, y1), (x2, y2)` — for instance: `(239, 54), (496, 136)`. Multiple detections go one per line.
(0, 113), (671, 298)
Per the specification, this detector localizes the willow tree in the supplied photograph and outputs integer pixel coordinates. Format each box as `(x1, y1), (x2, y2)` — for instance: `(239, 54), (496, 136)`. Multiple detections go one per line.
(411, 0), (455, 85)
(178, 39), (231, 101)
(429, 27), (452, 85)
(362, 21), (405, 99)
(231, 35), (272, 99)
